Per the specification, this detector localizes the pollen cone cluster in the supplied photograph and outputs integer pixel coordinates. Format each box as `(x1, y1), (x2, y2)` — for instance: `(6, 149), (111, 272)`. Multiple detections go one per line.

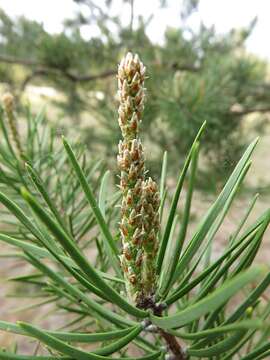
(117, 52), (160, 306)
(1, 93), (24, 160)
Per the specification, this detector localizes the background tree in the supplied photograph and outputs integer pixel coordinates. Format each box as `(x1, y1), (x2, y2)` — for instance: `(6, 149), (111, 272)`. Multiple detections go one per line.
(0, 0), (270, 183)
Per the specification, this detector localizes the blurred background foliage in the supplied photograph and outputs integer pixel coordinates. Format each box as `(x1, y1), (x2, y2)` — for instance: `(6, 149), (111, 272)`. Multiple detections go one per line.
(0, 0), (270, 186)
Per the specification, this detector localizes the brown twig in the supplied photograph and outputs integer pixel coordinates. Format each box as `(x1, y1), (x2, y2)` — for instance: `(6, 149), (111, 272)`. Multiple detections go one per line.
(153, 304), (186, 360)
(0, 54), (116, 86)
(0, 54), (40, 66)
(20, 68), (117, 90)
(159, 328), (186, 359)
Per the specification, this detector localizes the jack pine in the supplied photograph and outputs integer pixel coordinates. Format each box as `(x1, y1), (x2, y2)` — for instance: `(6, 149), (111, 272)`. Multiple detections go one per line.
(117, 52), (160, 306)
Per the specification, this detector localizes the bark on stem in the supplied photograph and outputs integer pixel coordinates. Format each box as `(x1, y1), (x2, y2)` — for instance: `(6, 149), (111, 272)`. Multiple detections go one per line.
(154, 305), (186, 360)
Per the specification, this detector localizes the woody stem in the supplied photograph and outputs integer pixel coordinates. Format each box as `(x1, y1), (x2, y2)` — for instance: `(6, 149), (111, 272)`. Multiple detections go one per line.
(159, 329), (186, 360)
(139, 300), (186, 359)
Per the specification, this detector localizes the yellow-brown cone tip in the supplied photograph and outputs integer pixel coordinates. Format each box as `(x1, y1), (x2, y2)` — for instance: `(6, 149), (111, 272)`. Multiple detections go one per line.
(2, 92), (14, 112)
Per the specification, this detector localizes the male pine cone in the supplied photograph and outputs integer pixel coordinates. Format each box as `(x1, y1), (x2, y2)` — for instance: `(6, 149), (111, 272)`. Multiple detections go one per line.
(117, 52), (160, 306)
(1, 93), (24, 160)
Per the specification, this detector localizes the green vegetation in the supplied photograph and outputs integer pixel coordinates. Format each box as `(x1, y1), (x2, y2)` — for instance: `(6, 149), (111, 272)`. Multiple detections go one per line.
(0, 52), (269, 359)
(1, 1), (270, 179)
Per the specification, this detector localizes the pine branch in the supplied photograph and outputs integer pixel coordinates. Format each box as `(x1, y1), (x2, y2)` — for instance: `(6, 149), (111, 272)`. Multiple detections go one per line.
(0, 54), (116, 86)
(0, 54), (201, 90)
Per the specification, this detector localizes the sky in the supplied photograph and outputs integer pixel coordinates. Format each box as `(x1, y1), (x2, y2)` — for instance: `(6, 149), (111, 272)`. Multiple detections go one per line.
(0, 0), (269, 60)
